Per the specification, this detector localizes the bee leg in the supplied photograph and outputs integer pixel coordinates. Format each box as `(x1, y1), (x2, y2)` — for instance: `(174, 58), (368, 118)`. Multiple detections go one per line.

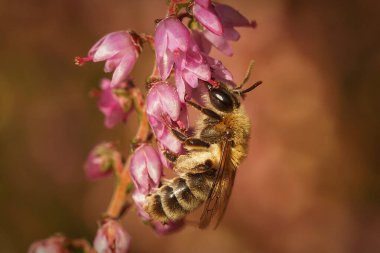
(172, 128), (210, 148)
(171, 128), (189, 142)
(185, 138), (210, 148)
(186, 100), (222, 122)
(162, 149), (178, 162)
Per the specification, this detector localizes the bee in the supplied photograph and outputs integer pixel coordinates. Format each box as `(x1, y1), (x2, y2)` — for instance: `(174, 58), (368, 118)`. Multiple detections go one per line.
(144, 76), (262, 229)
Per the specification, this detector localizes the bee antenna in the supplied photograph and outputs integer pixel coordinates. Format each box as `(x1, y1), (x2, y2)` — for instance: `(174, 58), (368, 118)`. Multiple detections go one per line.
(233, 80), (263, 95)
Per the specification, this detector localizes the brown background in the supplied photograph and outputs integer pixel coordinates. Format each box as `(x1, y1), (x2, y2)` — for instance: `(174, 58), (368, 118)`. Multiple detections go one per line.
(0, 0), (379, 252)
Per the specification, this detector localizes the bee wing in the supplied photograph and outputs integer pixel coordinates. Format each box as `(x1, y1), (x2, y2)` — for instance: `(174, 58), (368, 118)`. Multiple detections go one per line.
(199, 140), (237, 229)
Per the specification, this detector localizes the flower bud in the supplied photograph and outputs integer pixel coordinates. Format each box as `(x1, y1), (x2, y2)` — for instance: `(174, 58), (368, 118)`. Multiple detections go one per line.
(84, 142), (119, 180)
(130, 144), (162, 194)
(28, 235), (69, 253)
(94, 220), (131, 253)
(98, 79), (134, 128)
(131, 190), (151, 221)
(151, 220), (185, 235)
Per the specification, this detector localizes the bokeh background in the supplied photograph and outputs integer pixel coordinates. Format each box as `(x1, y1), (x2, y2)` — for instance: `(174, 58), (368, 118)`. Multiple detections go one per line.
(0, 0), (379, 252)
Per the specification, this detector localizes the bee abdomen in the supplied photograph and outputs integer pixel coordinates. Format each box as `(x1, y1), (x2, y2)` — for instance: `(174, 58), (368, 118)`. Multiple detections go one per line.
(172, 177), (201, 211)
(160, 185), (188, 221)
(185, 169), (215, 201)
(144, 169), (216, 223)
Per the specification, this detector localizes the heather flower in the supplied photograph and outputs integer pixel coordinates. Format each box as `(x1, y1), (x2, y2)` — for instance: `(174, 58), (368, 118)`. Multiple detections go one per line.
(193, 0), (223, 35)
(204, 54), (233, 81)
(146, 82), (187, 153)
(198, 3), (256, 56)
(85, 142), (118, 180)
(155, 17), (190, 80)
(94, 220), (131, 253)
(98, 79), (134, 128)
(132, 190), (151, 221)
(155, 18), (211, 101)
(130, 144), (163, 194)
(152, 220), (185, 235)
(76, 31), (140, 86)
(28, 235), (69, 253)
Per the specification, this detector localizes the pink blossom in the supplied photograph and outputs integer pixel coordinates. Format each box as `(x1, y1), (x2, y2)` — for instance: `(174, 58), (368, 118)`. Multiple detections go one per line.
(154, 18), (211, 101)
(28, 236), (69, 253)
(132, 190), (151, 221)
(98, 79), (134, 128)
(155, 17), (190, 80)
(151, 220), (185, 235)
(198, 3), (256, 56)
(193, 0), (223, 35)
(146, 82), (187, 153)
(174, 39), (211, 101)
(84, 142), (117, 180)
(75, 31), (139, 86)
(94, 220), (131, 253)
(130, 144), (163, 194)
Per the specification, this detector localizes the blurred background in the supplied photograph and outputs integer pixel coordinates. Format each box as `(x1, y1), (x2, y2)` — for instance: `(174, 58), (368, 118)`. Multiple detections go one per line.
(0, 0), (379, 252)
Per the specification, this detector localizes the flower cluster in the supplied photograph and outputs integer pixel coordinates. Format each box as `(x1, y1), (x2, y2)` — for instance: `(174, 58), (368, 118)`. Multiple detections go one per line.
(29, 1), (256, 252)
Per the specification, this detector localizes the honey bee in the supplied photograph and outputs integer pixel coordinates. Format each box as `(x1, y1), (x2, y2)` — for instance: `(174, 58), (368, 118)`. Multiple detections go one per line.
(144, 77), (262, 229)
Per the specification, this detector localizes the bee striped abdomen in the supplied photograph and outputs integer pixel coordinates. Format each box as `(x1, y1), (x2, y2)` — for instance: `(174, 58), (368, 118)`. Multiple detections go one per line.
(145, 169), (216, 223)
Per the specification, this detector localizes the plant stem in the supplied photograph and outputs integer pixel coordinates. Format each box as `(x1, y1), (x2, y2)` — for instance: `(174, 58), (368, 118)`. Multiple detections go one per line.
(105, 87), (150, 219)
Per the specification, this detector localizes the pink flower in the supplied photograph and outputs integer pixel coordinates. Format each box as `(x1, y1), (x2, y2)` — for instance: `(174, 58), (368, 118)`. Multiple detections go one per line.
(84, 142), (118, 180)
(154, 18), (211, 101)
(97, 79), (134, 128)
(155, 17), (190, 80)
(193, 0), (223, 35)
(28, 236), (69, 253)
(75, 31), (140, 86)
(151, 220), (185, 235)
(203, 54), (233, 82)
(198, 3), (256, 56)
(132, 190), (151, 221)
(130, 144), (163, 194)
(146, 82), (188, 153)
(174, 39), (211, 101)
(94, 220), (131, 253)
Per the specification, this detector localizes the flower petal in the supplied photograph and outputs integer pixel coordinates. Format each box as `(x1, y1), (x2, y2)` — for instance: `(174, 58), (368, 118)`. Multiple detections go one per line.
(195, 0), (210, 8)
(111, 53), (137, 86)
(215, 3), (251, 27)
(90, 31), (134, 62)
(146, 82), (181, 121)
(193, 4), (223, 36)
(203, 30), (233, 56)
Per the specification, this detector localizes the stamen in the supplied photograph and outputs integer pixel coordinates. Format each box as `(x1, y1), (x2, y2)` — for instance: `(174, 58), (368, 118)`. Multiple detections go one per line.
(74, 56), (93, 66)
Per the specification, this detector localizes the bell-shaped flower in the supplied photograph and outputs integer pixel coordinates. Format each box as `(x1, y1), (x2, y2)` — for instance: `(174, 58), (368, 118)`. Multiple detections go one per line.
(130, 144), (163, 195)
(203, 54), (233, 82)
(94, 220), (131, 253)
(155, 17), (190, 80)
(193, 0), (223, 36)
(151, 220), (185, 235)
(75, 31), (140, 86)
(198, 3), (256, 56)
(84, 142), (118, 180)
(132, 190), (151, 221)
(174, 39), (211, 102)
(155, 18), (211, 101)
(97, 79), (134, 128)
(146, 82), (188, 153)
(28, 236), (69, 253)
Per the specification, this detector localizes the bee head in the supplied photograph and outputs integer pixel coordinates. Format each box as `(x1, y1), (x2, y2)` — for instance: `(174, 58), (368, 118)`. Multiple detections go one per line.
(207, 82), (240, 112)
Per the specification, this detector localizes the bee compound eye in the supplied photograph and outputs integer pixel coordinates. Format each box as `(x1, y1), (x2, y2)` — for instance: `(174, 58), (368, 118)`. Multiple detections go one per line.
(209, 89), (234, 112)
